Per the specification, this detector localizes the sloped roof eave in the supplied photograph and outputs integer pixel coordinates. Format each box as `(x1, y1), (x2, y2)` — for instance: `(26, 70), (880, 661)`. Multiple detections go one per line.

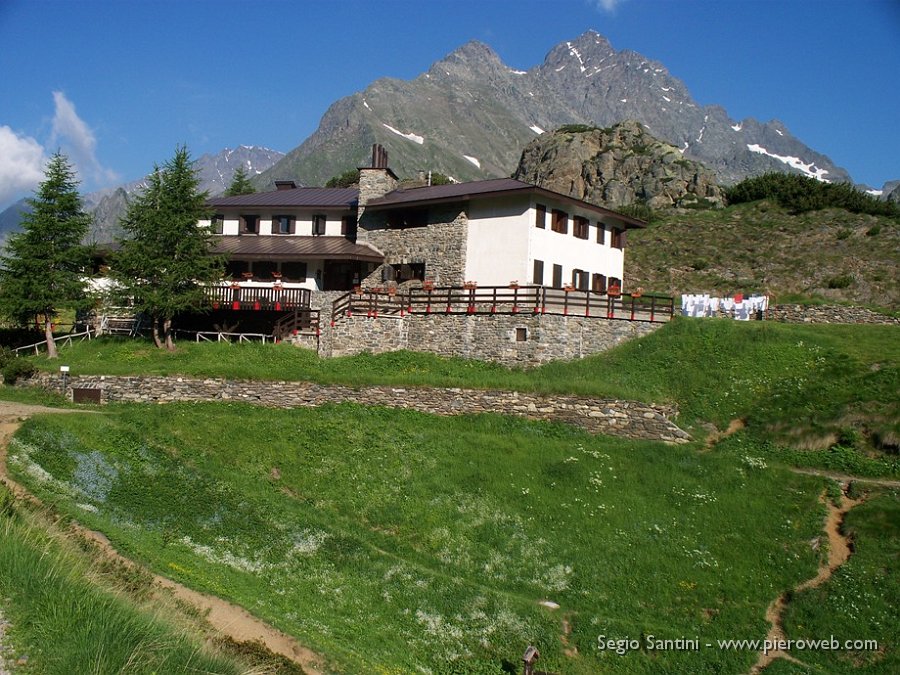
(211, 236), (384, 263)
(364, 179), (646, 228)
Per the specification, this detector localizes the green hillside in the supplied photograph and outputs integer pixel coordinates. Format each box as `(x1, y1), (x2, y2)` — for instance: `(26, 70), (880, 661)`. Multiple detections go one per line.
(627, 201), (900, 309)
(3, 319), (898, 672)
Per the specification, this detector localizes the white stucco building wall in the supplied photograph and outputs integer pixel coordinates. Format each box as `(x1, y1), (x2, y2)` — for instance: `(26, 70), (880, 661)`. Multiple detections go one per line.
(464, 197), (626, 289)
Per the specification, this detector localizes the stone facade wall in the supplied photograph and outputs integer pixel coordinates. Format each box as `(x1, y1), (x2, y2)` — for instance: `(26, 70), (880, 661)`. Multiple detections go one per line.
(329, 315), (408, 357)
(327, 312), (660, 366)
(361, 205), (468, 286)
(771, 304), (900, 325)
(24, 372), (689, 443)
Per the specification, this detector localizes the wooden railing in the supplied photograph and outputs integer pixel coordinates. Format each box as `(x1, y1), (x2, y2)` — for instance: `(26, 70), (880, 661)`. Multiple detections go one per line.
(13, 328), (95, 356)
(205, 285), (311, 311)
(273, 309), (321, 340)
(331, 285), (674, 325)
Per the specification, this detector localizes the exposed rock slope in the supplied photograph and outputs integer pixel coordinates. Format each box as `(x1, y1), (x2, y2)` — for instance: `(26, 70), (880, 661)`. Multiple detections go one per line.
(513, 120), (725, 209)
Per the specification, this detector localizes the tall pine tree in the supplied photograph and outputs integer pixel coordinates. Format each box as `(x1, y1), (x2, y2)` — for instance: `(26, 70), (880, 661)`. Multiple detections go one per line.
(0, 152), (91, 358)
(224, 165), (256, 196)
(113, 146), (224, 350)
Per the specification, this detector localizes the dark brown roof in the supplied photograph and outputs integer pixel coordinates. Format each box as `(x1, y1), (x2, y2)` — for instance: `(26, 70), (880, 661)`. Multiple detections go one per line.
(365, 178), (645, 228)
(207, 178), (645, 228)
(211, 235), (383, 262)
(208, 187), (358, 209)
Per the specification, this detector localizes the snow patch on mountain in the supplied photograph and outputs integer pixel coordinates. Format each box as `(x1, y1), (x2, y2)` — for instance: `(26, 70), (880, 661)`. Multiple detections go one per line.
(463, 155), (481, 168)
(746, 144), (830, 181)
(566, 42), (587, 73)
(382, 124), (424, 145)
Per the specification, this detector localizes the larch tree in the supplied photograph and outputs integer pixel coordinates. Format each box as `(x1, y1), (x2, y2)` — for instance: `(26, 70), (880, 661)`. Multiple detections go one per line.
(112, 146), (224, 351)
(224, 165), (256, 196)
(0, 152), (92, 359)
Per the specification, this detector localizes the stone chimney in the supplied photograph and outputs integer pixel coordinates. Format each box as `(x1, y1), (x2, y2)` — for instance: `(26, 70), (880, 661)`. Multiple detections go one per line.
(358, 144), (398, 207)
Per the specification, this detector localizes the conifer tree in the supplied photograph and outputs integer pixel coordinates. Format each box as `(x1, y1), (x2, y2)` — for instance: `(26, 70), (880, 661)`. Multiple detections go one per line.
(0, 152), (91, 358)
(224, 165), (256, 196)
(113, 146), (224, 350)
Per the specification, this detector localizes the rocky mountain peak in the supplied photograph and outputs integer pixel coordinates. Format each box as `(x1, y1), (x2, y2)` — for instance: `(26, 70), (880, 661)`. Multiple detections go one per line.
(514, 120), (726, 210)
(258, 31), (859, 191)
(541, 30), (615, 71)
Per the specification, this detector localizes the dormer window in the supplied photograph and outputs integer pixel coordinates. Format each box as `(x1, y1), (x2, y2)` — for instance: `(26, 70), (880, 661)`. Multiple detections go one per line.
(312, 214), (327, 235)
(274, 215), (294, 235)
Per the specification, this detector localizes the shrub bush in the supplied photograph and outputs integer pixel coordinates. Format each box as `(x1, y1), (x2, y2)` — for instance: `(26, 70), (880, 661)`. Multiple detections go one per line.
(2, 358), (36, 385)
(826, 274), (853, 290)
(726, 172), (900, 218)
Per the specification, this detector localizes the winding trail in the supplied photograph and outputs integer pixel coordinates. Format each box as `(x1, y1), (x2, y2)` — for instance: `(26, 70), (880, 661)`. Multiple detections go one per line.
(749, 487), (863, 674)
(0, 401), (326, 675)
(700, 418), (883, 674)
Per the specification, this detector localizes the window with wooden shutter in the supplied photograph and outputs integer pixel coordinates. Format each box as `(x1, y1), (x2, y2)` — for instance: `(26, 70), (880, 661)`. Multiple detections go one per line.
(535, 204), (546, 229)
(240, 215), (258, 234)
(533, 259), (544, 285)
(612, 227), (625, 249)
(592, 273), (607, 293)
(312, 214), (327, 235)
(274, 215), (294, 234)
(552, 264), (563, 288)
(551, 209), (568, 234)
(574, 216), (589, 239)
(341, 215), (357, 238)
(596, 222), (606, 245)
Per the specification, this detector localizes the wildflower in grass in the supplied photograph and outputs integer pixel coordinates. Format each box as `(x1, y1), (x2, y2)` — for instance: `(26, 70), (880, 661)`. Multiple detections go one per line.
(288, 528), (330, 556)
(72, 449), (118, 502)
(741, 455), (768, 470)
(179, 535), (267, 573)
(540, 563), (574, 592)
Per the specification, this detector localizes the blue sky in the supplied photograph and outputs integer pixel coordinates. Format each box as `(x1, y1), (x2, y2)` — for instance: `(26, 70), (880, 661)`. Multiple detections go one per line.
(1, 0), (898, 209)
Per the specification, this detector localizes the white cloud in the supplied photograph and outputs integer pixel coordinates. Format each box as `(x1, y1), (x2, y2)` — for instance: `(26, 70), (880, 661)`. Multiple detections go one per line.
(49, 91), (119, 185)
(0, 126), (47, 206)
(591, 0), (628, 12)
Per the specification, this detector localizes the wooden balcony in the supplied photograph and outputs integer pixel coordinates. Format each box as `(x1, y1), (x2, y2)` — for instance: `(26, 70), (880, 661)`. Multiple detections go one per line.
(205, 283), (311, 311)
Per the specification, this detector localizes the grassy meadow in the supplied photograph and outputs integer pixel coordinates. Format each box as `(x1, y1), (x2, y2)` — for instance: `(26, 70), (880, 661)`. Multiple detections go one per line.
(0, 486), (252, 675)
(8, 403), (830, 673)
(3, 318), (897, 672)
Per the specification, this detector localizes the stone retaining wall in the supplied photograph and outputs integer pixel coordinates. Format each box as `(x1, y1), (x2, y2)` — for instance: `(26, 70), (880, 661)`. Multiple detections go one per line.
(24, 372), (690, 443)
(329, 312), (660, 366)
(771, 304), (900, 325)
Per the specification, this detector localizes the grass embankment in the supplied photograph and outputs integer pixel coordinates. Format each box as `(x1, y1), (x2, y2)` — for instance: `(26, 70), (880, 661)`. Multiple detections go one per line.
(9, 403), (832, 673)
(22, 319), (900, 476)
(0, 486), (250, 674)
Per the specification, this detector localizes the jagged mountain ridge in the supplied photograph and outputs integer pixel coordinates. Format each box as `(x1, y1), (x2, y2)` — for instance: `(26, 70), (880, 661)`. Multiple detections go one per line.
(513, 120), (726, 209)
(259, 30), (853, 189)
(0, 146), (284, 245)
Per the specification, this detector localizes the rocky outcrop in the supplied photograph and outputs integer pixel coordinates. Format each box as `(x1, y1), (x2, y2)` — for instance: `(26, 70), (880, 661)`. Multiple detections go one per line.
(514, 120), (726, 209)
